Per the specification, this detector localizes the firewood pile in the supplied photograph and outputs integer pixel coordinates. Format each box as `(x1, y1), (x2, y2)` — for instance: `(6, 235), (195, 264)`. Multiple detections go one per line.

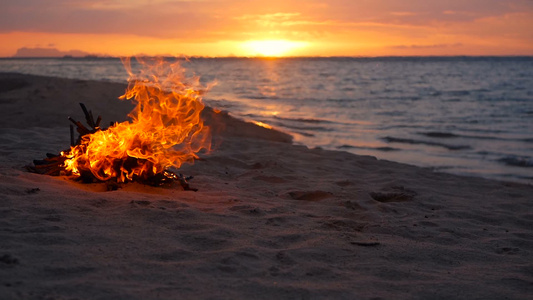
(26, 103), (197, 191)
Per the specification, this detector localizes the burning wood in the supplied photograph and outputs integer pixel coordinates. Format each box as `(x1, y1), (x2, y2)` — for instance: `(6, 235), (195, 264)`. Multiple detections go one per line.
(28, 102), (199, 191)
(27, 58), (211, 191)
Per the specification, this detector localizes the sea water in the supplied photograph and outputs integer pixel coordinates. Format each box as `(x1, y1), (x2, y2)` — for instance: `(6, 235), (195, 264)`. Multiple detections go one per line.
(1, 57), (532, 183)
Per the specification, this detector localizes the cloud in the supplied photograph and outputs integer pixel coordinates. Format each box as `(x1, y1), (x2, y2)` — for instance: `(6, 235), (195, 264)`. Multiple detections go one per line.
(2, 0), (529, 38)
(0, 0), (224, 39)
(235, 12), (302, 21)
(302, 0), (533, 26)
(389, 43), (463, 49)
(13, 47), (93, 57)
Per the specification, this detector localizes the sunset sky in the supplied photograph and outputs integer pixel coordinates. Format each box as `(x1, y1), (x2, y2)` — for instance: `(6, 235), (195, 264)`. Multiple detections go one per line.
(0, 0), (532, 57)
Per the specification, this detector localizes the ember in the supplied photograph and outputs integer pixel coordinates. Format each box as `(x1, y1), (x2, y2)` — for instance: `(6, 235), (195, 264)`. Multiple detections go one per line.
(28, 58), (211, 190)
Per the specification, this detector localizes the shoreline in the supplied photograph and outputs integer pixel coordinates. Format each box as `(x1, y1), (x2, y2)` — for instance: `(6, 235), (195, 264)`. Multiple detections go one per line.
(0, 73), (532, 299)
(2, 67), (530, 185)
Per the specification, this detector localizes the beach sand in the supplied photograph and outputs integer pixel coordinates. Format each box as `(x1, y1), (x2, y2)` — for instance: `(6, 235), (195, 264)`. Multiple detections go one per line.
(0, 73), (531, 299)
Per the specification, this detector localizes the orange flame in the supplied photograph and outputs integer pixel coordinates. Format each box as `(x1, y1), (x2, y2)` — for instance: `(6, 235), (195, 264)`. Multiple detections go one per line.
(62, 58), (211, 182)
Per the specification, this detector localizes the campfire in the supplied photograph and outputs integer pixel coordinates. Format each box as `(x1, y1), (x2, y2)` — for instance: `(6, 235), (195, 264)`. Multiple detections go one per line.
(27, 58), (211, 190)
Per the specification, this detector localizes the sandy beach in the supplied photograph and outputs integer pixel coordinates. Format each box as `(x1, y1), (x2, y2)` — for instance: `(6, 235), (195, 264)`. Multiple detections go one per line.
(0, 72), (532, 299)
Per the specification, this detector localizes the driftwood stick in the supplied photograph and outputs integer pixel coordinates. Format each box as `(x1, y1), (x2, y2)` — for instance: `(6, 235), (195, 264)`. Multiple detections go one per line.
(44, 156), (63, 163)
(34, 157), (62, 165)
(68, 117), (91, 135)
(33, 161), (63, 169)
(178, 173), (197, 191)
(79, 103), (95, 128)
(88, 110), (96, 129)
(70, 124), (75, 146)
(95, 116), (102, 128)
(44, 167), (62, 176)
(33, 159), (50, 166)
(68, 116), (78, 126)
(79, 103), (91, 124)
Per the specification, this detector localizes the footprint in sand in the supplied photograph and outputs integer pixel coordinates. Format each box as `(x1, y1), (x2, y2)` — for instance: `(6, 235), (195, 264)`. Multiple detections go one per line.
(369, 186), (417, 203)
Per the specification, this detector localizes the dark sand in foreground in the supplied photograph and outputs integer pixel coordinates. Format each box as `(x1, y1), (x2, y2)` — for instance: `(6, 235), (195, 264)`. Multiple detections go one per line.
(0, 73), (532, 299)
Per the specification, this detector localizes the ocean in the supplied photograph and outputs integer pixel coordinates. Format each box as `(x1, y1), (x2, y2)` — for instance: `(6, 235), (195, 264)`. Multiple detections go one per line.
(1, 56), (532, 184)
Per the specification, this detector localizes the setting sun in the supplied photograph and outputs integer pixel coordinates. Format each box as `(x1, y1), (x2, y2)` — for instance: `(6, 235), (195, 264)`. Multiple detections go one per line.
(241, 40), (308, 57)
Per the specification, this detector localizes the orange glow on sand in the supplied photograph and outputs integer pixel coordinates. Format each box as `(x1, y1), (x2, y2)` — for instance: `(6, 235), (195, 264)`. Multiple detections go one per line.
(252, 121), (274, 130)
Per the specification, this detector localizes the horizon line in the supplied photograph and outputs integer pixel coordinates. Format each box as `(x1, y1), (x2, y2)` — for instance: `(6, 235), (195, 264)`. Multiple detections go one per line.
(1, 54), (533, 59)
